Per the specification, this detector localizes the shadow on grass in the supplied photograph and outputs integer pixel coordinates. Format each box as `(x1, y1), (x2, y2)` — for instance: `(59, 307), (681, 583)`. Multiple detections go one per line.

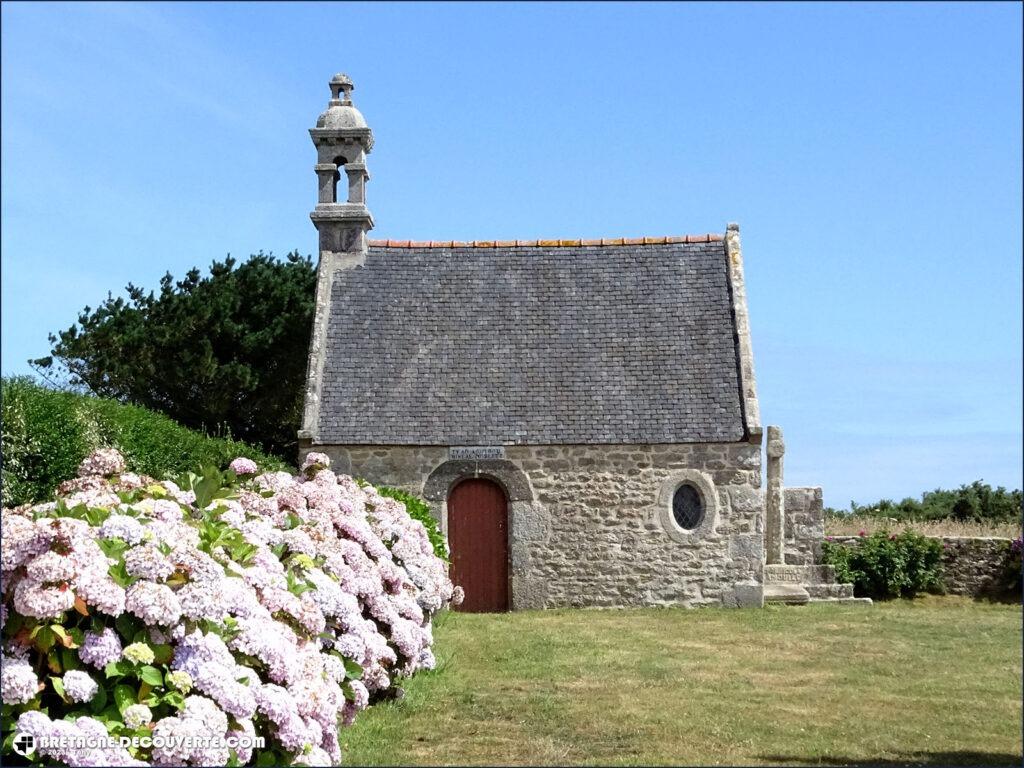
(758, 751), (1022, 766)
(970, 591), (1023, 605)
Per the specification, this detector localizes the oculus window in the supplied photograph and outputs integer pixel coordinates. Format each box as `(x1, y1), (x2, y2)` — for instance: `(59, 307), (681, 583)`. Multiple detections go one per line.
(672, 484), (704, 530)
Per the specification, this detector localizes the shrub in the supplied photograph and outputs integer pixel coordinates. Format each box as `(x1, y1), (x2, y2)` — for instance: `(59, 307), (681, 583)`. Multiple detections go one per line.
(822, 530), (945, 599)
(2, 377), (289, 507)
(1, 448), (456, 766)
(377, 486), (448, 562)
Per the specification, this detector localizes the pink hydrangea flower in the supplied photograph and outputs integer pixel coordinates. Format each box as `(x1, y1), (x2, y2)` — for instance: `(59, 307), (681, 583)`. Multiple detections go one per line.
(1, 652), (39, 704)
(62, 670), (99, 703)
(4, 444), (455, 766)
(78, 628), (123, 668)
(77, 447), (126, 478)
(301, 451), (331, 474)
(229, 457), (259, 476)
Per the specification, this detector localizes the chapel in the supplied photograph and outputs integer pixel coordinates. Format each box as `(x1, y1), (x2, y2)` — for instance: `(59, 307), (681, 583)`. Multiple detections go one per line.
(298, 74), (862, 611)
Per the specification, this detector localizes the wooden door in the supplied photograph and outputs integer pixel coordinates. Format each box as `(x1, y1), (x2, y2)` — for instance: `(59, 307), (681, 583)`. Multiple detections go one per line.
(448, 479), (509, 612)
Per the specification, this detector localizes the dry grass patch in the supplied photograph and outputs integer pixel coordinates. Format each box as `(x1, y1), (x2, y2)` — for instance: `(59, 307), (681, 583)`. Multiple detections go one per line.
(826, 517), (1021, 538)
(343, 598), (1022, 766)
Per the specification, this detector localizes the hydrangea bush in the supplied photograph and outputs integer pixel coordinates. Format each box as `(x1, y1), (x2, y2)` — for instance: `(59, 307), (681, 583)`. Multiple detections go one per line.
(1, 449), (457, 765)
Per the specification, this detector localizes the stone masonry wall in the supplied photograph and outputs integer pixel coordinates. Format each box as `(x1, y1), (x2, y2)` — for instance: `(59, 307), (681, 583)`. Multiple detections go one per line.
(827, 535), (1019, 597)
(784, 487), (824, 566)
(309, 443), (765, 610)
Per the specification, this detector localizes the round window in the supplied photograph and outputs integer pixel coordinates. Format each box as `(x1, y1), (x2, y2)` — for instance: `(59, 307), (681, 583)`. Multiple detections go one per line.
(672, 484), (704, 530)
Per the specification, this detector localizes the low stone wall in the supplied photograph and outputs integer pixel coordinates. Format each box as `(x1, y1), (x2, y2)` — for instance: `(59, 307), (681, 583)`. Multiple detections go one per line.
(827, 535), (1019, 597)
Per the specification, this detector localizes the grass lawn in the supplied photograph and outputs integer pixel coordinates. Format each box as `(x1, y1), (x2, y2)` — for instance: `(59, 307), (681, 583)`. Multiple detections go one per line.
(343, 597), (1022, 766)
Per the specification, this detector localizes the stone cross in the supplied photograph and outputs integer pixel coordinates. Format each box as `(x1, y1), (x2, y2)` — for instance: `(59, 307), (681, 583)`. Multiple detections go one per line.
(765, 425), (785, 565)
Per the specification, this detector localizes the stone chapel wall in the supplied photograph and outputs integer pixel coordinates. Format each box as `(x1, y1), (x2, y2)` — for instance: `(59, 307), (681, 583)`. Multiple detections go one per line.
(310, 442), (765, 610)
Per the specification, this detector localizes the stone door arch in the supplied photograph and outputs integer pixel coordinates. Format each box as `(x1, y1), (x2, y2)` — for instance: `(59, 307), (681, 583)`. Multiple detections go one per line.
(423, 458), (544, 610)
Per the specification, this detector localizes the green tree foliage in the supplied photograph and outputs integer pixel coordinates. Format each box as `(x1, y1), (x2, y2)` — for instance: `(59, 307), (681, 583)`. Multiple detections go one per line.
(32, 252), (316, 459)
(1, 376), (289, 506)
(825, 482), (1022, 523)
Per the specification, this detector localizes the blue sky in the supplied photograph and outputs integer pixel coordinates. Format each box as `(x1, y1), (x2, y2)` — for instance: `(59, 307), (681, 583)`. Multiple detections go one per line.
(2, 2), (1021, 507)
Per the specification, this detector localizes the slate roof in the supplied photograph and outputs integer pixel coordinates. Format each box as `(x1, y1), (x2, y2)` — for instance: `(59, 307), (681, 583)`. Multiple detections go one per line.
(316, 237), (747, 445)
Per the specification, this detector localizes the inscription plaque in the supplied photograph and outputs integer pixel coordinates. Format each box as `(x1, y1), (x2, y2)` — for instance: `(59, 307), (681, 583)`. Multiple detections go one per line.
(449, 446), (506, 460)
(763, 566), (805, 584)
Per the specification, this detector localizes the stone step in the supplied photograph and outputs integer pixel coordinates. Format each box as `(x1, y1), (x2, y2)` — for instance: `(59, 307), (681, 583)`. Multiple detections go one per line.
(763, 583), (810, 605)
(810, 564), (837, 584)
(807, 582), (854, 600)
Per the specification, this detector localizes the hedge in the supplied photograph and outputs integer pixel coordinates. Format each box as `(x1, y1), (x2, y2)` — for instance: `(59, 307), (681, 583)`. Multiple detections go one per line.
(2, 377), (289, 507)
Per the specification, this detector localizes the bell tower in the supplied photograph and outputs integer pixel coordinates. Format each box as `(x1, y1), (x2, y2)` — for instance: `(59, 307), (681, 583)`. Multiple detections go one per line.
(309, 73), (374, 253)
(299, 73), (375, 450)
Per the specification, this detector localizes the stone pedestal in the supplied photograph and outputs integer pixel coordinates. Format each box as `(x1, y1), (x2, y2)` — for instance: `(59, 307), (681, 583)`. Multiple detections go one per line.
(763, 563), (871, 606)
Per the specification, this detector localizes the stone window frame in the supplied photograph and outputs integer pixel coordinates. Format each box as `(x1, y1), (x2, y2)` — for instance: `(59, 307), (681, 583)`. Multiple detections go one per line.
(657, 469), (719, 543)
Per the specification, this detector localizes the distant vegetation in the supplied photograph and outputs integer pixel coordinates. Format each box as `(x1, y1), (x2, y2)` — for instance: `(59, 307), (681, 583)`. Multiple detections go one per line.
(826, 482), (1022, 524)
(1, 376), (289, 506)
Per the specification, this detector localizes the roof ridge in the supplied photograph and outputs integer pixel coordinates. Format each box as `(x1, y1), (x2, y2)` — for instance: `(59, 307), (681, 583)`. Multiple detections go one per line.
(368, 234), (724, 248)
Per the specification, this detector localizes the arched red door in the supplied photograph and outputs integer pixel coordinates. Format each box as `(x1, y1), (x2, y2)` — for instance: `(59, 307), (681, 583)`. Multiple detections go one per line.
(448, 478), (509, 612)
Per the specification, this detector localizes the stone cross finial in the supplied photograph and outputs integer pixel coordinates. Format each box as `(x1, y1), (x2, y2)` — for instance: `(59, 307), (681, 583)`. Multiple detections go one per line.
(329, 73), (354, 103)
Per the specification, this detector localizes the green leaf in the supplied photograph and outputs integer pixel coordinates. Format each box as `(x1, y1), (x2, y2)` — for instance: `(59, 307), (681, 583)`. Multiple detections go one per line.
(256, 750), (281, 766)
(60, 647), (80, 672)
(139, 666), (163, 687)
(104, 663), (132, 679)
(85, 507), (111, 526)
(36, 625), (56, 653)
(50, 675), (67, 701)
(113, 684), (136, 715)
(151, 644), (173, 665)
(343, 659), (363, 680)
(162, 691), (186, 710)
(50, 624), (74, 648)
(192, 469), (223, 509)
(90, 683), (108, 713)
(115, 614), (143, 641)
(291, 554), (315, 571)
(98, 538), (130, 559)
(3, 612), (26, 638)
